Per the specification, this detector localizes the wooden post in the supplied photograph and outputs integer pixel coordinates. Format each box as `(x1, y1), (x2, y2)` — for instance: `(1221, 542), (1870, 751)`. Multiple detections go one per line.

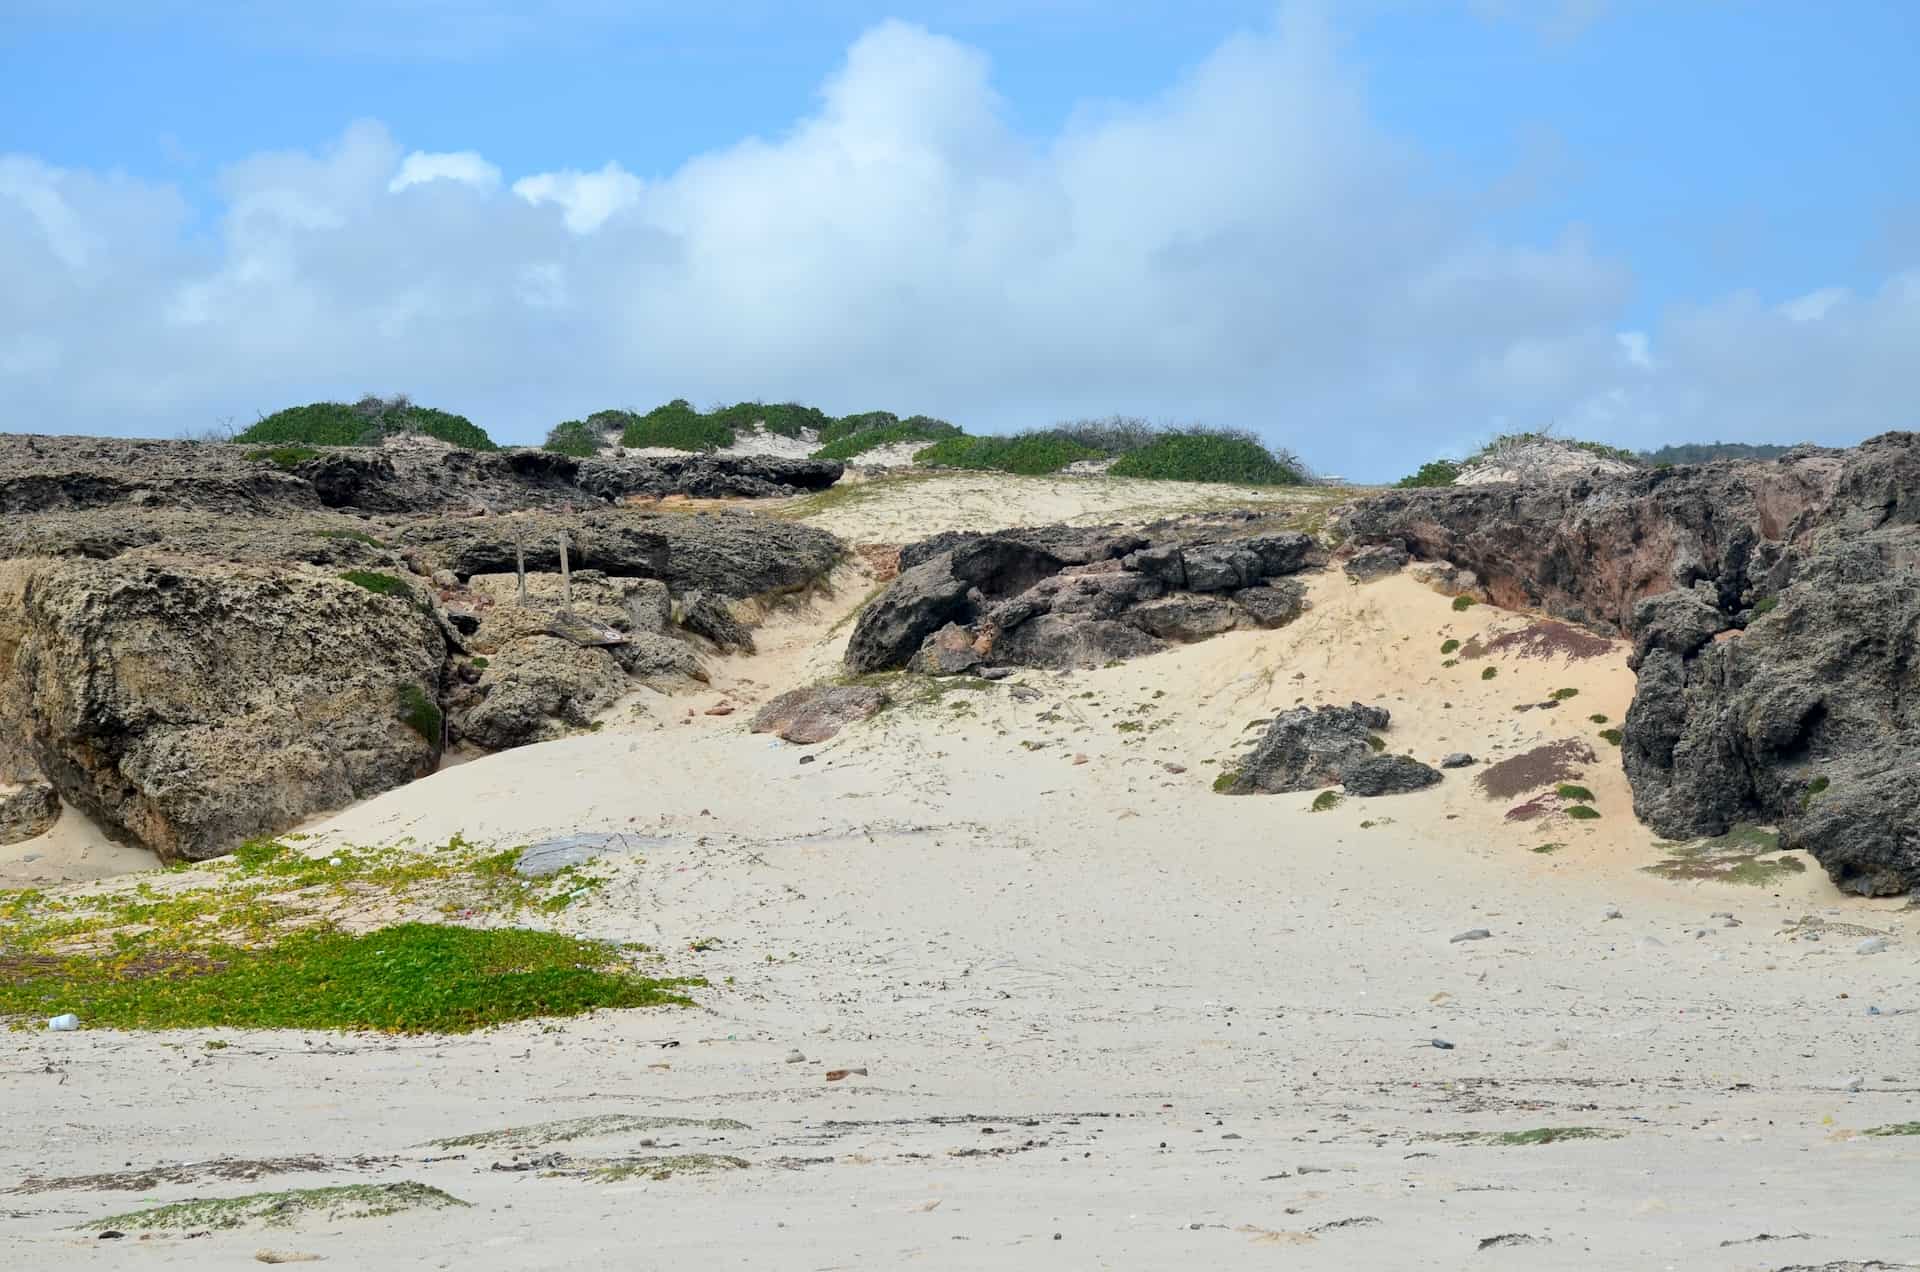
(514, 525), (527, 605)
(559, 532), (572, 608)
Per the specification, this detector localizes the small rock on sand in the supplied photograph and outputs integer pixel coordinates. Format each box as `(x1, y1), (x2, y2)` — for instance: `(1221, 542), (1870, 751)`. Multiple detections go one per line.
(1450, 929), (1492, 943)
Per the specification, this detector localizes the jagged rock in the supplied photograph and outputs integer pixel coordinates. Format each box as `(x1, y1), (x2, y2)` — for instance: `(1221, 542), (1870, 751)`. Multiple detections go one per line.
(845, 554), (973, 673)
(1409, 561), (1485, 599)
(751, 684), (890, 744)
(1124, 595), (1242, 642)
(1342, 754), (1443, 796)
(1440, 752), (1476, 769)
(1231, 581), (1308, 628)
(909, 623), (984, 675)
(1239, 532), (1322, 577)
(1343, 543), (1410, 582)
(992, 614), (1166, 669)
(1121, 545), (1187, 588)
(5, 558), (444, 863)
(1223, 703), (1393, 795)
(679, 591), (755, 654)
(902, 526), (1141, 572)
(0, 782), (59, 845)
(546, 611), (628, 647)
(1628, 588), (1730, 666)
(1183, 546), (1261, 592)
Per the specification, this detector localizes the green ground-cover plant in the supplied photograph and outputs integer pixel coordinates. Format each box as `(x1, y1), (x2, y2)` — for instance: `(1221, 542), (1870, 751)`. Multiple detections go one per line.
(340, 569), (411, 598)
(620, 399), (734, 450)
(1397, 459), (1462, 488)
(543, 418), (605, 457)
(82, 1182), (467, 1231)
(243, 445), (320, 469)
(0, 837), (689, 1032)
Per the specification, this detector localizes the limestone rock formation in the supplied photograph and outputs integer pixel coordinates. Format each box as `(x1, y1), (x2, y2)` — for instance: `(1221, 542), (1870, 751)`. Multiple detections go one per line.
(5, 558), (446, 863)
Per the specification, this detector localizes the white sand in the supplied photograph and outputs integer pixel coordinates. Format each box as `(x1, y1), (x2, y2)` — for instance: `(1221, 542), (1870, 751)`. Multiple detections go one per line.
(4, 474), (1917, 1270)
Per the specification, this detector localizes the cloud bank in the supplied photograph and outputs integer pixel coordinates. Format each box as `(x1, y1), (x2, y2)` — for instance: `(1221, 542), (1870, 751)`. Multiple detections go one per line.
(1, 14), (1912, 478)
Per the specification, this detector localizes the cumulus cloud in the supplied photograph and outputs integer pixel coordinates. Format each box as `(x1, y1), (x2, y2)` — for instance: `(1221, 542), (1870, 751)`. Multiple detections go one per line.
(0, 12), (1912, 477)
(389, 150), (503, 194)
(511, 163), (643, 234)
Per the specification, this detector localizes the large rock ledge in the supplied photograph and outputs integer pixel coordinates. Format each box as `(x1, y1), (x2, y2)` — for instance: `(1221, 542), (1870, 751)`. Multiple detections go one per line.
(1345, 431), (1920, 894)
(0, 434), (843, 516)
(845, 516), (1324, 673)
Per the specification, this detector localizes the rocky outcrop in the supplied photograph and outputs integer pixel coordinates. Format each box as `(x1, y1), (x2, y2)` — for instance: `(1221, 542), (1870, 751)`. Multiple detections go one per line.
(5, 558), (446, 863)
(0, 782), (59, 845)
(751, 684), (891, 745)
(0, 434), (841, 517)
(1339, 444), (1845, 633)
(1342, 543), (1409, 582)
(1223, 703), (1437, 796)
(1347, 431), (1920, 894)
(847, 516), (1323, 674)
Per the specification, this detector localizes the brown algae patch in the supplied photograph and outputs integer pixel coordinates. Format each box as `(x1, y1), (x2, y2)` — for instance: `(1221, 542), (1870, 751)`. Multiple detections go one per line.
(1476, 739), (1597, 802)
(1460, 620), (1615, 663)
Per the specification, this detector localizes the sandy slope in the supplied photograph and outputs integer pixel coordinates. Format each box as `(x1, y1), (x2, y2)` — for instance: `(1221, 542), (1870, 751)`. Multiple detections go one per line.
(3, 473), (1917, 1270)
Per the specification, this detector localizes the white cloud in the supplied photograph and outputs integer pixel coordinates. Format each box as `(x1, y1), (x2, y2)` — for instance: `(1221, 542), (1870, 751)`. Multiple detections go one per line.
(389, 150), (502, 194)
(512, 163), (643, 234)
(1778, 286), (1847, 322)
(0, 13), (1913, 476)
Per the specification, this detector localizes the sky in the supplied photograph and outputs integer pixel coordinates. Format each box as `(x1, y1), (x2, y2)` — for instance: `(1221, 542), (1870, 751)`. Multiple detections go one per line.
(2, 1), (1915, 480)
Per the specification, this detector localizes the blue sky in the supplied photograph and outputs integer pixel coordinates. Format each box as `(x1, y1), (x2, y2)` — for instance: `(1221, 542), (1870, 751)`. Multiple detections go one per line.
(3, 1), (1916, 478)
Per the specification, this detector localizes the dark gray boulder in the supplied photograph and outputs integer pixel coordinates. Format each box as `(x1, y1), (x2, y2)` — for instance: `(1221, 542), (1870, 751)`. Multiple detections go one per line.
(751, 684), (890, 744)
(992, 614), (1166, 669)
(1343, 543), (1410, 582)
(1121, 544), (1187, 588)
(908, 623), (984, 675)
(1223, 703), (1392, 795)
(1124, 595), (1243, 642)
(1343, 754), (1444, 796)
(1232, 580), (1307, 628)
(1183, 546), (1262, 592)
(1440, 752), (1476, 769)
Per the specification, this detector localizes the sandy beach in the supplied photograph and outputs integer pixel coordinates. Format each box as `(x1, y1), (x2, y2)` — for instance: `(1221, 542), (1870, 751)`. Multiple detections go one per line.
(3, 473), (1916, 1271)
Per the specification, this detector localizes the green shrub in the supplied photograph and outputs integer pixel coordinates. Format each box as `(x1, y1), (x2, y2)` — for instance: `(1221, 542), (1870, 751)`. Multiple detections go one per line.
(709, 401), (832, 439)
(543, 419), (604, 457)
(1440, 639), (1461, 655)
(1639, 442), (1793, 466)
(1751, 596), (1779, 617)
(244, 445), (320, 469)
(1311, 790), (1342, 812)
(620, 399), (732, 451)
(1107, 427), (1304, 485)
(916, 433), (1106, 476)
(812, 415), (962, 461)
(1452, 596), (1477, 612)
(1588, 713), (1609, 724)
(1481, 666), (1498, 680)
(1365, 734), (1387, 752)
(1599, 728), (1623, 746)
(816, 411), (901, 445)
(396, 684), (442, 742)
(1211, 768), (1241, 793)
(1556, 784), (1595, 802)
(237, 396), (495, 451)
(1549, 687), (1579, 700)
(1565, 805), (1601, 820)
(1397, 459), (1461, 488)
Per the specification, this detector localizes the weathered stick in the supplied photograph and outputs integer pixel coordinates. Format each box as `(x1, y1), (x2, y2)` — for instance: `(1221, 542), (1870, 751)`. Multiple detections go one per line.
(514, 526), (527, 605)
(559, 532), (572, 607)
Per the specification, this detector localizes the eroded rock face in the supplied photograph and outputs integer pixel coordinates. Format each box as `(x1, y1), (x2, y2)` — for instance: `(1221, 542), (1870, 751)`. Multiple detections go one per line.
(9, 559), (446, 863)
(847, 517), (1322, 674)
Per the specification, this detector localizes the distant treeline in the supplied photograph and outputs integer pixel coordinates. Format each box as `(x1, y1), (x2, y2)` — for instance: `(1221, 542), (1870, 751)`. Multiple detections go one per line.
(1636, 442), (1795, 466)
